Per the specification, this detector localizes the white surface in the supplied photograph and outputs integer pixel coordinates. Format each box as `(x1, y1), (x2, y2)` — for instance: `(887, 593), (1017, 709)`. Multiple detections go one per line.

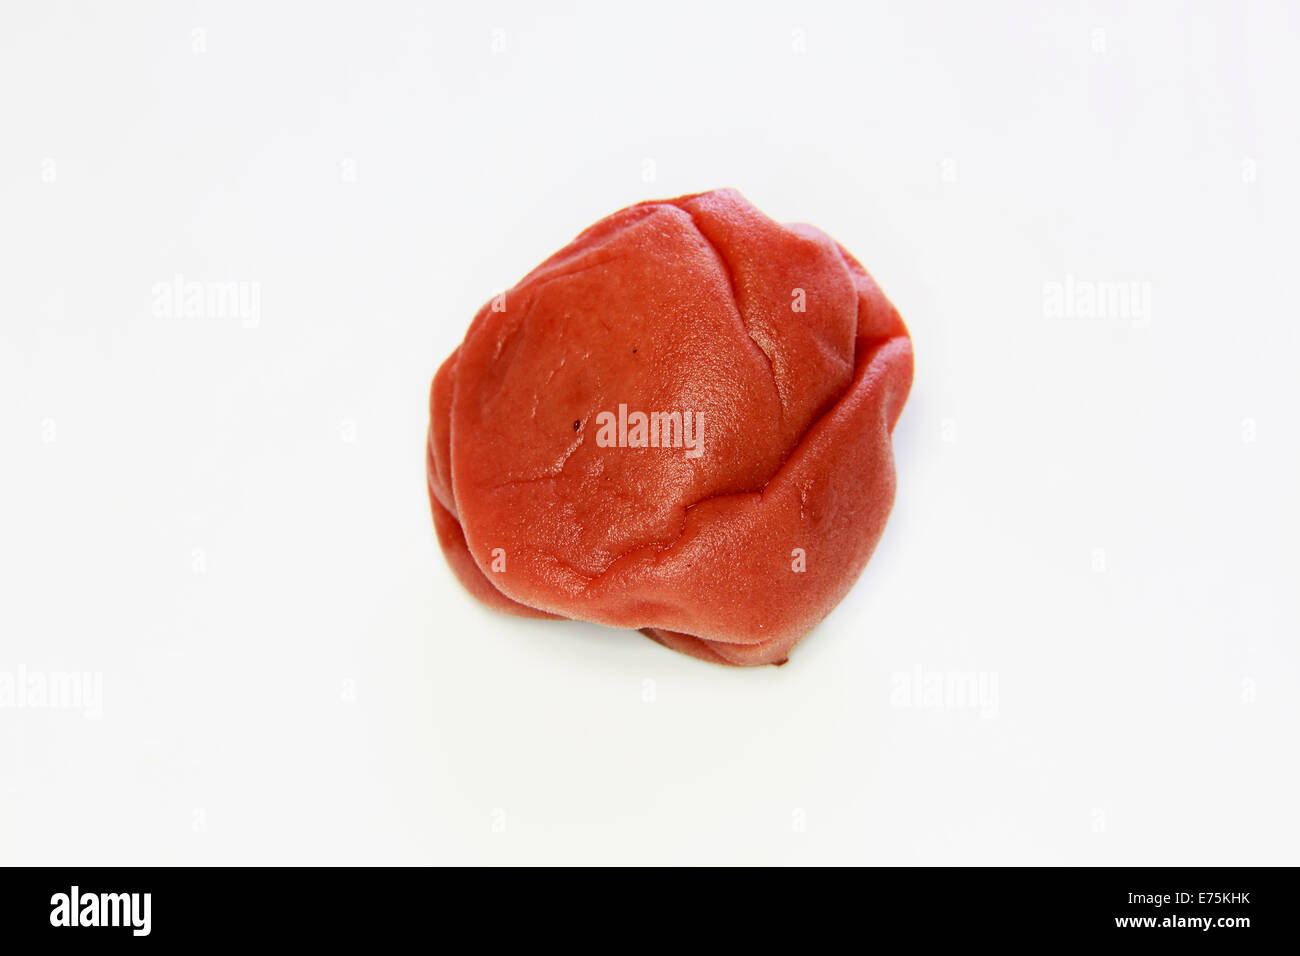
(2, 0), (1297, 865)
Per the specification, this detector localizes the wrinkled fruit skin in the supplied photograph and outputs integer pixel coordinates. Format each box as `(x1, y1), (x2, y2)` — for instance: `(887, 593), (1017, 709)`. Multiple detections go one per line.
(427, 189), (912, 666)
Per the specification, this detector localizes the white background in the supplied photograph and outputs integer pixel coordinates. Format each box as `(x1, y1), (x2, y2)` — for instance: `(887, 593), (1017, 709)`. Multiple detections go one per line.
(2, 1), (1297, 865)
